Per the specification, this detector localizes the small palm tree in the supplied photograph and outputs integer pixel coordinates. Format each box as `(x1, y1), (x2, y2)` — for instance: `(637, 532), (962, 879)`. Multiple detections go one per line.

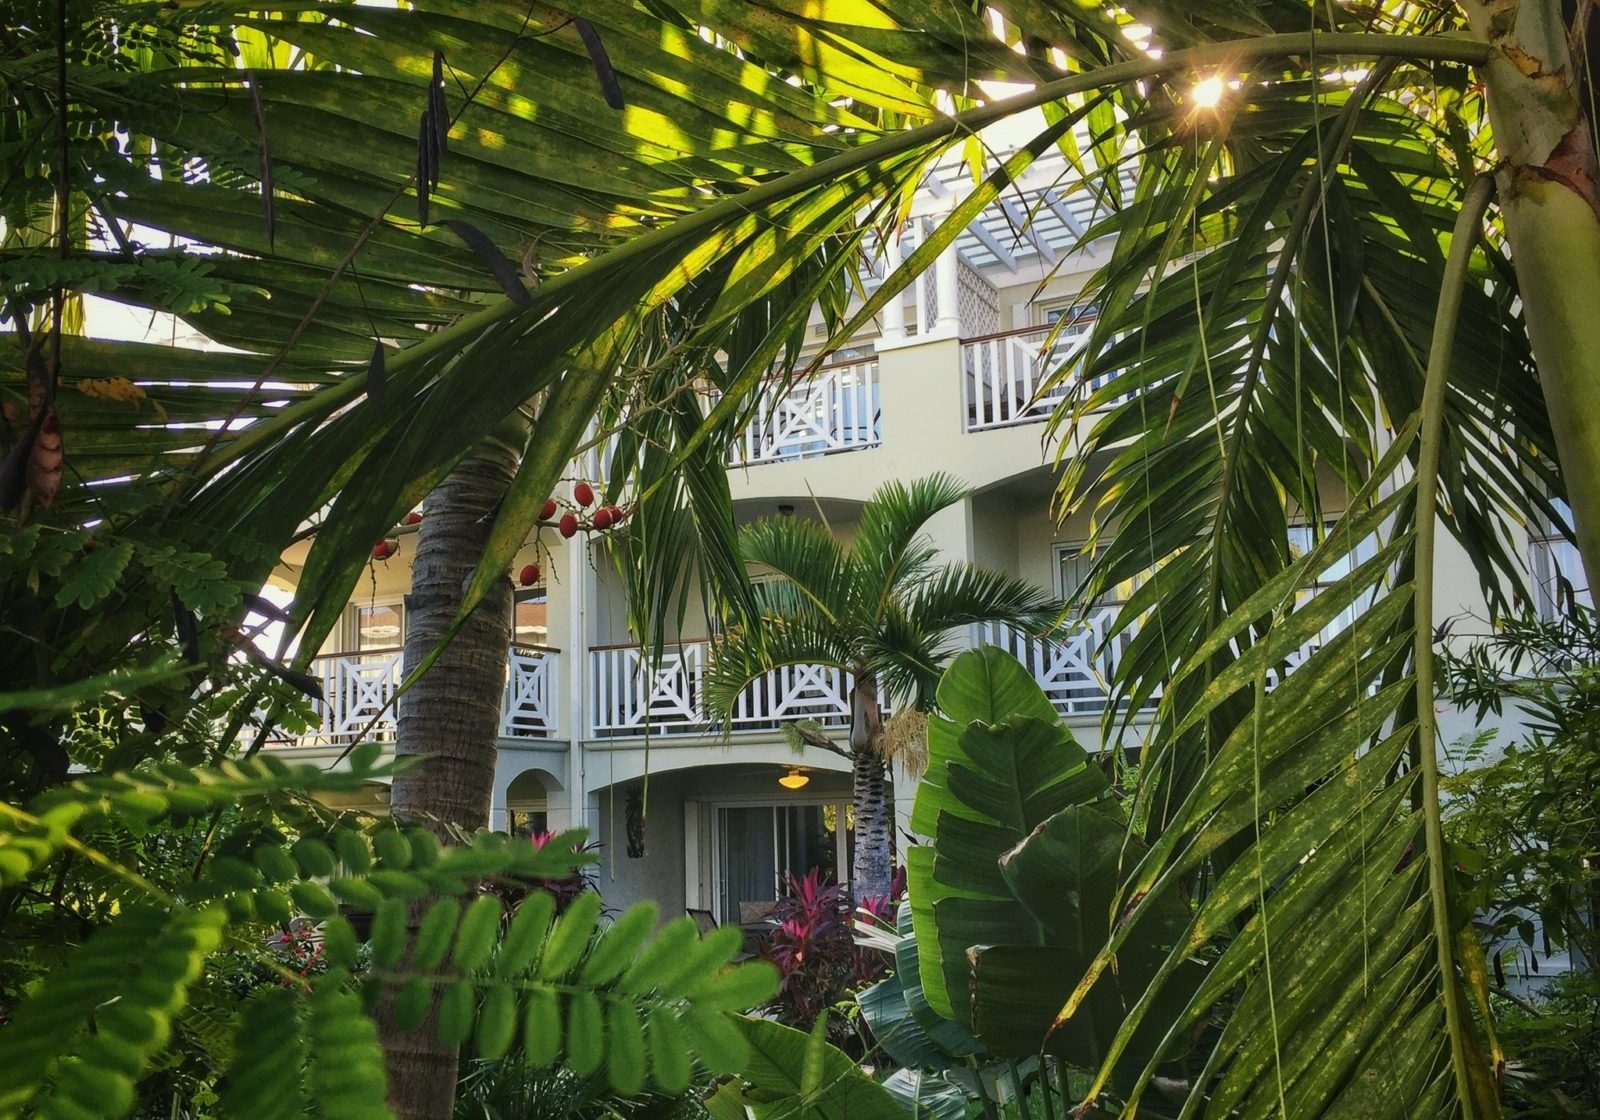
(704, 473), (1064, 902)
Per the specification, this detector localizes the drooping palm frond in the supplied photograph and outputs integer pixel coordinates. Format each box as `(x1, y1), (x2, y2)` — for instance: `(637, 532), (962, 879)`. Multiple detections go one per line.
(1042, 96), (1519, 1110)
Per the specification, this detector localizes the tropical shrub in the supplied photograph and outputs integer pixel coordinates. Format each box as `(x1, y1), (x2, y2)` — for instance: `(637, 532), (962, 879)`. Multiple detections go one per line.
(455, 1059), (713, 1120)
(1440, 607), (1600, 1117)
(761, 869), (900, 1033)
(0, 745), (782, 1120)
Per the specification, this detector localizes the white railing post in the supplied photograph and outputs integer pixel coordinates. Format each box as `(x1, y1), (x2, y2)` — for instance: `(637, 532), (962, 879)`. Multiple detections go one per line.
(500, 647), (556, 739)
(961, 319), (1096, 432)
(587, 641), (858, 737)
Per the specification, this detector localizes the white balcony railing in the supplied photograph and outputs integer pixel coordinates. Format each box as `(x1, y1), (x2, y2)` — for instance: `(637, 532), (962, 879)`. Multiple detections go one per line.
(980, 578), (1375, 718)
(589, 641), (863, 736)
(977, 612), (1144, 717)
(729, 361), (880, 465)
(963, 320), (1111, 432)
(278, 645), (557, 745)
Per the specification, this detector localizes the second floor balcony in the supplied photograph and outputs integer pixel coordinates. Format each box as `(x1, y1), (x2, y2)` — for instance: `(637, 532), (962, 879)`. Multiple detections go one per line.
(278, 644), (557, 746)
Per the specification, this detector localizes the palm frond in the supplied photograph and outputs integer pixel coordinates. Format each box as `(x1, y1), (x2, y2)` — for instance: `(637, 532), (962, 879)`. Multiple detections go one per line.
(849, 473), (970, 626)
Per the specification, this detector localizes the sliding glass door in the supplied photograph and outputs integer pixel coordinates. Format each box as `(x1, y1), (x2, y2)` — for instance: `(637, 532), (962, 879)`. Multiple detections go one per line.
(716, 801), (850, 923)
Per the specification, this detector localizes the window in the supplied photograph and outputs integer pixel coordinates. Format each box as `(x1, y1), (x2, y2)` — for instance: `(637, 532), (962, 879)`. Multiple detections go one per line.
(513, 587), (548, 647)
(1054, 541), (1141, 610)
(1531, 500), (1591, 620)
(351, 603), (403, 652)
(1040, 301), (1099, 329)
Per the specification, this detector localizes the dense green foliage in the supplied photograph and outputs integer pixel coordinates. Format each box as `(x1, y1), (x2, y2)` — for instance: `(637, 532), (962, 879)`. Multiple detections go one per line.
(1442, 609), (1600, 1117)
(6, 1), (1600, 1118)
(0, 745), (780, 1119)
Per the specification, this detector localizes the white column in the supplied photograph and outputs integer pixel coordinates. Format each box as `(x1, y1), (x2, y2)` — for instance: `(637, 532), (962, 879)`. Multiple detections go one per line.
(881, 232), (906, 342)
(935, 240), (961, 336)
(566, 541), (590, 837)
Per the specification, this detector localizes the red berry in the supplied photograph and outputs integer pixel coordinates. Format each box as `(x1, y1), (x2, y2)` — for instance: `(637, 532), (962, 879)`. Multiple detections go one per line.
(519, 563), (540, 586)
(608, 505), (626, 524)
(372, 539), (397, 560)
(540, 498), (558, 520)
(593, 507), (613, 531)
(402, 511), (423, 526)
(559, 513), (579, 538)
(573, 481), (595, 508)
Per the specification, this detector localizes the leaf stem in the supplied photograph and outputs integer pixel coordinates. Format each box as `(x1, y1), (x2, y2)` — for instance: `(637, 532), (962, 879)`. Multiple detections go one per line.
(1414, 172), (1495, 1119)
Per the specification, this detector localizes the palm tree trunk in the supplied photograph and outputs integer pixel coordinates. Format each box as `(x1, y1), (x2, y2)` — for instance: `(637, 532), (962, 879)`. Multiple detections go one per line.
(848, 672), (893, 901)
(1462, 0), (1600, 584)
(377, 431), (520, 1120)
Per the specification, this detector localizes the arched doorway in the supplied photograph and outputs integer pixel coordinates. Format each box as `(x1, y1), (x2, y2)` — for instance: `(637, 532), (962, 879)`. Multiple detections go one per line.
(504, 770), (550, 837)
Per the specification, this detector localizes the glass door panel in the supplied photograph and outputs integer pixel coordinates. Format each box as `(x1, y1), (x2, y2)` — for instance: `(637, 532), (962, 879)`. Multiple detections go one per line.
(718, 807), (777, 924)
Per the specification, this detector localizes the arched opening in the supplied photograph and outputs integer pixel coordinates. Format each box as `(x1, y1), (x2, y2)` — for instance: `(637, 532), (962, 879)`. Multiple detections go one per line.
(504, 770), (550, 837)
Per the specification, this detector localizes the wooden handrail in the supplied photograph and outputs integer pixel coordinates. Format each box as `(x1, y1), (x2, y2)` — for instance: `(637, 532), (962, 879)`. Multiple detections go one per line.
(697, 356), (878, 395)
(588, 637), (712, 652)
(306, 643), (559, 661)
(959, 319), (1098, 347)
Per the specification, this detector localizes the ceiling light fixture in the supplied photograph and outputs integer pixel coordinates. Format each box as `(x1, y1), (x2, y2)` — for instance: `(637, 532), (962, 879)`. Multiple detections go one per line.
(778, 767), (810, 790)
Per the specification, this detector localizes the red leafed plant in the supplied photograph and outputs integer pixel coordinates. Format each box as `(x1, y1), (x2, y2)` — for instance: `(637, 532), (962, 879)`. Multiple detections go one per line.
(763, 867), (904, 1029)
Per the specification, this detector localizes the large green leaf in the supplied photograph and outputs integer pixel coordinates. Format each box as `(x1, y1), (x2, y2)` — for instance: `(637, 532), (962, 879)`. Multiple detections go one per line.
(908, 649), (1117, 1029)
(978, 805), (1200, 1078)
(733, 1017), (909, 1120)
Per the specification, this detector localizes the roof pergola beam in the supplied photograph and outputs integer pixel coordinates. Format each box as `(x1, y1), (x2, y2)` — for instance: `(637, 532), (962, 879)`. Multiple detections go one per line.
(921, 173), (1013, 272)
(1000, 197), (1057, 264)
(1041, 189), (1087, 239)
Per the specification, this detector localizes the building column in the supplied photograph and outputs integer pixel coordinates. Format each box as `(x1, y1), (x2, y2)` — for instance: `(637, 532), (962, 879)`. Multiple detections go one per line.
(881, 232), (906, 342)
(934, 241), (961, 336)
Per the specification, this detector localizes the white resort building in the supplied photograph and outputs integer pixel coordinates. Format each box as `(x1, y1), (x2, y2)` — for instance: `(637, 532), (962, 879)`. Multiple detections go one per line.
(256, 149), (1586, 925)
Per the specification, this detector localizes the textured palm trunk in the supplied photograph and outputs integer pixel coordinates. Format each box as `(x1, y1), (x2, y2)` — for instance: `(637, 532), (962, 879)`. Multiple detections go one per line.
(1462, 0), (1600, 584)
(376, 432), (520, 1120)
(848, 671), (893, 902)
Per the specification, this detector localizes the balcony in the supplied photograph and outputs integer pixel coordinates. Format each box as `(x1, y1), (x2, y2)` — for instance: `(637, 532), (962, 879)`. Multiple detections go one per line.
(962, 320), (1111, 432)
(590, 641), (862, 737)
(274, 644), (557, 746)
(728, 360), (880, 466)
(977, 612), (1137, 717)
